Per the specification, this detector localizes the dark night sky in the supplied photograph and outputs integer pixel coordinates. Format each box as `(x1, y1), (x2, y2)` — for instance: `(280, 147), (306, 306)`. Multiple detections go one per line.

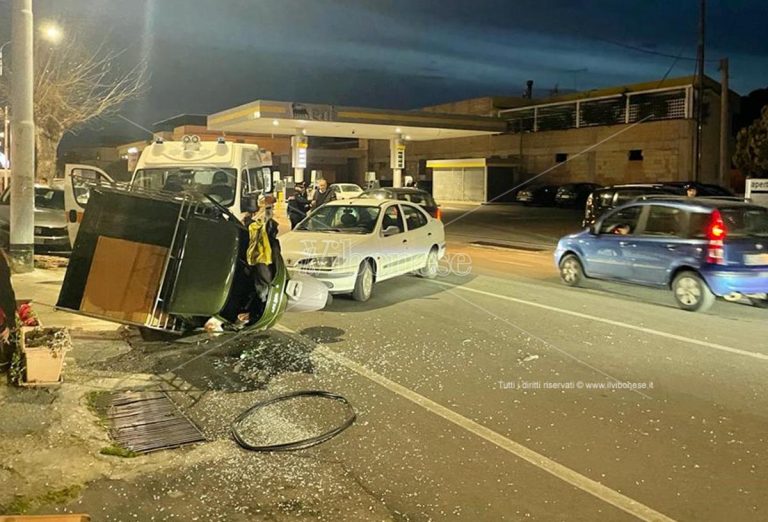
(2, 0), (768, 143)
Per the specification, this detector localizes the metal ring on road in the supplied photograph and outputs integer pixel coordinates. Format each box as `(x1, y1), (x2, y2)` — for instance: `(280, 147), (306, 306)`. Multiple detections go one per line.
(231, 390), (356, 452)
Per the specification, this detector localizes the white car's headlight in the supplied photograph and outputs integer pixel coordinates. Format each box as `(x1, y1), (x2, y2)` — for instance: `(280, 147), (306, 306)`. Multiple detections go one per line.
(299, 256), (341, 268)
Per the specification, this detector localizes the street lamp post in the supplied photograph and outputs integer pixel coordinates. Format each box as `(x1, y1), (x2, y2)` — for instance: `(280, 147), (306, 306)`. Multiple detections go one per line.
(9, 0), (35, 272)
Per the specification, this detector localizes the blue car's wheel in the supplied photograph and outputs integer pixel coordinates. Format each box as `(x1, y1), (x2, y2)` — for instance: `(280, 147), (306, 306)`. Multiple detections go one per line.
(672, 271), (715, 312)
(559, 254), (584, 287)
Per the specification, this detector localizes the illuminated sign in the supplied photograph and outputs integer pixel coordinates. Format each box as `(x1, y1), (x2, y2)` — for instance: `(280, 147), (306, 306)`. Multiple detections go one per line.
(289, 103), (336, 122)
(291, 135), (309, 169)
(390, 138), (405, 169)
(746, 178), (768, 206)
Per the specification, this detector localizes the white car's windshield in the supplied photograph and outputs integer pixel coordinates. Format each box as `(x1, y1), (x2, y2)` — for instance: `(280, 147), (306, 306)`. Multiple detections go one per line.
(131, 167), (238, 206)
(34, 187), (65, 210)
(297, 205), (380, 234)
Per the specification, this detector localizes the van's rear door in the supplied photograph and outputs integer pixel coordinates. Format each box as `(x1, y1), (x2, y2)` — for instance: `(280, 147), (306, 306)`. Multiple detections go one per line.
(63, 164), (115, 246)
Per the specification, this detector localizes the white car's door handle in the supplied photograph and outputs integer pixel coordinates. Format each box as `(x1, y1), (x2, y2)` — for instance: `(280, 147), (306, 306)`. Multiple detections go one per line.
(427, 232), (432, 236)
(402, 239), (408, 243)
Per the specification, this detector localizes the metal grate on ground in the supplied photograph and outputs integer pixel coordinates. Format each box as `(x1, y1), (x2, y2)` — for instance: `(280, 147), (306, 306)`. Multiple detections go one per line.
(107, 390), (206, 454)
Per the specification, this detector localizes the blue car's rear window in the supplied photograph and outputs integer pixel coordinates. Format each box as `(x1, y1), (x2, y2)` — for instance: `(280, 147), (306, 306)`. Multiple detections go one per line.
(689, 207), (768, 238)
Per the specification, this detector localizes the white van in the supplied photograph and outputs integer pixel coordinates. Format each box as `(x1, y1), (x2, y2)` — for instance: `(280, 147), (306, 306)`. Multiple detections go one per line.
(63, 136), (273, 245)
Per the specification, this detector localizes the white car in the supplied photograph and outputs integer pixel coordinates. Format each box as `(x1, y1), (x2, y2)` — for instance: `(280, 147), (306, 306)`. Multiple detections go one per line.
(330, 183), (363, 200)
(281, 199), (446, 301)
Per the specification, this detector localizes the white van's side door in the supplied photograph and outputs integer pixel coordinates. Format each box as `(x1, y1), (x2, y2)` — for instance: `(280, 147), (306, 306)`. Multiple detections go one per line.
(63, 164), (115, 246)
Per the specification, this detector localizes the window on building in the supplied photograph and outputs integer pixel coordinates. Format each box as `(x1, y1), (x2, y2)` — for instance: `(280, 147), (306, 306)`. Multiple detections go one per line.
(628, 149), (644, 161)
(555, 153), (568, 163)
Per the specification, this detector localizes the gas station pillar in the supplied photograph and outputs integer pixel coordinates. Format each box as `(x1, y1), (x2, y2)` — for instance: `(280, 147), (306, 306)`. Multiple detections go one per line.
(390, 137), (405, 188)
(291, 135), (308, 183)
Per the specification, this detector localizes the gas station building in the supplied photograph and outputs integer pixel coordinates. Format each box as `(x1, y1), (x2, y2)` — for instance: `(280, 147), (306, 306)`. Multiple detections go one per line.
(205, 76), (735, 202)
(100, 75), (734, 203)
(206, 100), (508, 199)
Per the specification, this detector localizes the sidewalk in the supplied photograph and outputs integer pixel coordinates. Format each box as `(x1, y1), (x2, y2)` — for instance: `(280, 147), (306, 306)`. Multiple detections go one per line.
(1, 266), (393, 521)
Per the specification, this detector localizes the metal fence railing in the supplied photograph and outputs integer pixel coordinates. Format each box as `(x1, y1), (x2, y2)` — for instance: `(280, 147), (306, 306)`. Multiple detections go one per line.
(500, 86), (691, 132)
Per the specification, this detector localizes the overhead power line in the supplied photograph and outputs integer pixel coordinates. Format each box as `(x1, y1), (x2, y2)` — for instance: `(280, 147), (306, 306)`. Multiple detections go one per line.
(593, 36), (719, 63)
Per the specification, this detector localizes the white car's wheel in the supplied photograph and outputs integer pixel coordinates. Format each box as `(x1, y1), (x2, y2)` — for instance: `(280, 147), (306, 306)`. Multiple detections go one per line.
(352, 260), (375, 302)
(418, 247), (439, 279)
(672, 271), (715, 312)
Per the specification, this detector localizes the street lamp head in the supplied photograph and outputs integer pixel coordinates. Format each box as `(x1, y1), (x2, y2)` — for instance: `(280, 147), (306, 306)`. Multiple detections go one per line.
(39, 22), (64, 45)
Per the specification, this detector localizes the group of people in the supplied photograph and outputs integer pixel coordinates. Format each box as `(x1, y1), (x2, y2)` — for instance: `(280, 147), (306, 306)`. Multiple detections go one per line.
(287, 178), (337, 229)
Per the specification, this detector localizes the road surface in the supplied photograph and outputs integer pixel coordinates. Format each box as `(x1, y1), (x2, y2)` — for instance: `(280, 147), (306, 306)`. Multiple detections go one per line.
(270, 203), (768, 521)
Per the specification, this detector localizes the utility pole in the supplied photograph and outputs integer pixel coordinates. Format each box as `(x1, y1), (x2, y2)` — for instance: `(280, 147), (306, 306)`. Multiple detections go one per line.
(718, 58), (730, 188)
(9, 0), (35, 272)
(694, 0), (706, 182)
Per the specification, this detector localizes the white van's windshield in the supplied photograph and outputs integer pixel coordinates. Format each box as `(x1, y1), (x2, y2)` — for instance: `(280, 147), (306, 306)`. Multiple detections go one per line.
(131, 168), (238, 206)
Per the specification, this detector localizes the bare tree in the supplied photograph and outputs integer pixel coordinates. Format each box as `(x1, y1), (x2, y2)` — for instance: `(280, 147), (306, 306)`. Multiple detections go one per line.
(1, 37), (146, 180)
(734, 105), (768, 177)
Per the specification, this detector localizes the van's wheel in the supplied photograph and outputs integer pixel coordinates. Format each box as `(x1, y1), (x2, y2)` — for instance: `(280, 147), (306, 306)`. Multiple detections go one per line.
(672, 271), (715, 312)
(352, 260), (375, 302)
(418, 247), (439, 279)
(558, 254), (584, 287)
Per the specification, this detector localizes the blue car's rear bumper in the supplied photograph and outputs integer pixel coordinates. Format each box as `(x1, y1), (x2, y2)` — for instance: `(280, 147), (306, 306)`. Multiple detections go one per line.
(702, 267), (768, 295)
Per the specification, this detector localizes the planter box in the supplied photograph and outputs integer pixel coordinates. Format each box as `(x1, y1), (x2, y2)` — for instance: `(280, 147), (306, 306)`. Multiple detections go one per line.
(20, 327), (71, 386)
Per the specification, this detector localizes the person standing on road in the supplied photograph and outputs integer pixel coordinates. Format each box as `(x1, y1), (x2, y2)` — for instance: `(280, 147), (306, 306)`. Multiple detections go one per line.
(311, 179), (336, 209)
(685, 184), (698, 198)
(287, 182), (310, 229)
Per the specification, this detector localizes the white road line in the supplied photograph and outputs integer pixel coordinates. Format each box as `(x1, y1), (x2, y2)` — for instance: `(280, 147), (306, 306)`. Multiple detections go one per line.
(430, 280), (768, 361)
(277, 326), (675, 522)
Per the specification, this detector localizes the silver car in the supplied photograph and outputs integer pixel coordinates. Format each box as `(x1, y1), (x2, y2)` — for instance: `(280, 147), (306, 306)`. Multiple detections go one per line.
(0, 185), (70, 253)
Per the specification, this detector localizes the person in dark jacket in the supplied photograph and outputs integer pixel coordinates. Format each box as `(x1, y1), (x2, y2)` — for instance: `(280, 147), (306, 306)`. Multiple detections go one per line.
(311, 179), (336, 209)
(0, 249), (17, 371)
(287, 182), (310, 229)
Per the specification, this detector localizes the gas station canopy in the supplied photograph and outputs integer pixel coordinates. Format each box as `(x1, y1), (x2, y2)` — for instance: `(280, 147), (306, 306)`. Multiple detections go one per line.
(207, 100), (507, 140)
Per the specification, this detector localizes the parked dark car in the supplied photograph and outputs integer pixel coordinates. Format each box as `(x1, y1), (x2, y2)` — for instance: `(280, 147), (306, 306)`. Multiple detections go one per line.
(515, 184), (559, 206)
(556, 197), (768, 311)
(658, 181), (735, 197)
(555, 183), (601, 208)
(582, 184), (683, 227)
(358, 187), (441, 219)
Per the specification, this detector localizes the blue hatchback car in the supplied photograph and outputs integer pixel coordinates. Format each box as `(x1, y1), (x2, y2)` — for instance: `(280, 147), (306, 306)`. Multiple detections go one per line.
(554, 197), (768, 311)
